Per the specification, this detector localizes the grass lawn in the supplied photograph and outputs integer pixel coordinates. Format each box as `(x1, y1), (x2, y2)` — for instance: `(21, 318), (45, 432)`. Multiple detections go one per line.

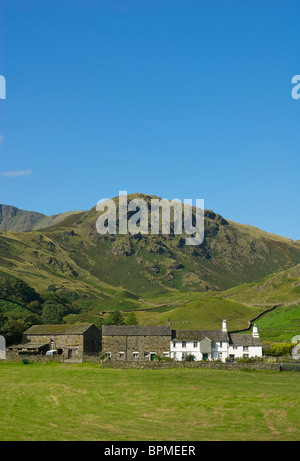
(0, 362), (299, 441)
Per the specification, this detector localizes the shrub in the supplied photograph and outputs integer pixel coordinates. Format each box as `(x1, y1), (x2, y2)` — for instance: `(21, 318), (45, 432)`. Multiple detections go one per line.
(185, 354), (196, 362)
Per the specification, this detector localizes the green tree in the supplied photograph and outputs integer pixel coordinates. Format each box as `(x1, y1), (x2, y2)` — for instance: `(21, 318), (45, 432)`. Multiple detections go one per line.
(0, 277), (40, 305)
(42, 303), (65, 324)
(125, 312), (138, 325)
(1, 311), (41, 345)
(104, 310), (125, 325)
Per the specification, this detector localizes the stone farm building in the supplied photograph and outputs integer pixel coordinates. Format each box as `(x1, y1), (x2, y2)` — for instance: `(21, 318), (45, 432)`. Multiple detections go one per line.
(5, 320), (262, 363)
(101, 324), (172, 361)
(102, 321), (262, 362)
(7, 323), (101, 361)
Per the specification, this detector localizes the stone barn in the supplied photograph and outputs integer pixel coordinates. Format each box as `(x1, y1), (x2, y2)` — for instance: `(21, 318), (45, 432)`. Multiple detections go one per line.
(8, 323), (101, 361)
(102, 325), (172, 361)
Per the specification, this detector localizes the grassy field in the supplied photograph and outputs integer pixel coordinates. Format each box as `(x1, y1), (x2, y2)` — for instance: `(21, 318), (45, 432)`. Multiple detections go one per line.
(135, 295), (263, 331)
(0, 362), (299, 441)
(255, 304), (300, 342)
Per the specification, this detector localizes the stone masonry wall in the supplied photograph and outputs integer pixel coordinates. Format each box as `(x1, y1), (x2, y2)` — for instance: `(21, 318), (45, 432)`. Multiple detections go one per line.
(25, 334), (84, 358)
(99, 360), (281, 371)
(5, 351), (64, 362)
(102, 334), (171, 361)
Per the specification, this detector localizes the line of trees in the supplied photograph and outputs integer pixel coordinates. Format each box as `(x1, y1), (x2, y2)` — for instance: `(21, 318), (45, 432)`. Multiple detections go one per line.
(0, 277), (139, 345)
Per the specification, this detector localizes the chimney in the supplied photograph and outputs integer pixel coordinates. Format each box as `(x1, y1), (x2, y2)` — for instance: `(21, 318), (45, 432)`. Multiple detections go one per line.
(252, 324), (259, 338)
(222, 319), (227, 332)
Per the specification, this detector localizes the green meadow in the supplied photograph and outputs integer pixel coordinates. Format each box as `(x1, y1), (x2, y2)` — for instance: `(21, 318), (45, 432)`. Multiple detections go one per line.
(0, 362), (299, 441)
(255, 304), (300, 342)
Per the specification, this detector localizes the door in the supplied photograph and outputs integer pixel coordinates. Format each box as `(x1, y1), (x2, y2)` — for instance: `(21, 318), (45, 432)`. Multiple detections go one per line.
(203, 353), (208, 361)
(68, 349), (73, 358)
(150, 353), (156, 361)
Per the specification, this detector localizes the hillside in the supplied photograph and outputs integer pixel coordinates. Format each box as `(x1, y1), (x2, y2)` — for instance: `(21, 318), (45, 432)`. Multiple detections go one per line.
(223, 263), (300, 306)
(0, 194), (300, 299)
(0, 204), (83, 232)
(0, 195), (299, 339)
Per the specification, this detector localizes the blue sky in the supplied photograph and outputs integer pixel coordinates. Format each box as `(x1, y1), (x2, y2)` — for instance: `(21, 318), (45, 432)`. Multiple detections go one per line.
(0, 0), (299, 240)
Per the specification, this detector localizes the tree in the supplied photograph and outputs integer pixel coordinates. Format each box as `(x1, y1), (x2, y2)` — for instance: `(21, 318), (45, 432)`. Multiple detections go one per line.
(0, 277), (40, 305)
(125, 312), (138, 325)
(104, 310), (125, 325)
(1, 311), (41, 345)
(42, 303), (65, 324)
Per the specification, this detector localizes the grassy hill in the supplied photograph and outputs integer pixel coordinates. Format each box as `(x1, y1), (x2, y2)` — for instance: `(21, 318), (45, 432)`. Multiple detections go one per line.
(0, 194), (299, 338)
(223, 263), (300, 305)
(1, 194), (299, 295)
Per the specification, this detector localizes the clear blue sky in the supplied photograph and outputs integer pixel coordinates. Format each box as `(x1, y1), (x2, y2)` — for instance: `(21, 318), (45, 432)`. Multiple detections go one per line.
(0, 0), (299, 240)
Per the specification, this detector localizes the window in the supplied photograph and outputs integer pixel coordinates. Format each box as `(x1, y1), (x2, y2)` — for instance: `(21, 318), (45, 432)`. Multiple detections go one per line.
(243, 354), (249, 359)
(133, 352), (139, 358)
(220, 342), (223, 347)
(243, 346), (249, 351)
(173, 341), (176, 348)
(119, 351), (125, 359)
(233, 346), (238, 350)
(182, 342), (186, 348)
(193, 341), (198, 348)
(163, 352), (169, 357)
(105, 352), (111, 358)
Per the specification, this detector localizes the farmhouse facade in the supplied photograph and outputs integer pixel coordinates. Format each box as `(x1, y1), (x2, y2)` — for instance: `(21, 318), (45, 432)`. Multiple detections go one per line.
(171, 321), (262, 362)
(101, 325), (172, 361)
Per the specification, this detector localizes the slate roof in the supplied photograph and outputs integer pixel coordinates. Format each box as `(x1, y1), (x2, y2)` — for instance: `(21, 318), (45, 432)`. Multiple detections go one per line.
(173, 330), (229, 342)
(7, 342), (48, 350)
(102, 325), (172, 336)
(24, 324), (95, 336)
(229, 334), (262, 346)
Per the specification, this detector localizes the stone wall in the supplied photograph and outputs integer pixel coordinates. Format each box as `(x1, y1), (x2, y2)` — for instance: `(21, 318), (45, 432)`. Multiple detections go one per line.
(5, 351), (64, 363)
(98, 359), (281, 371)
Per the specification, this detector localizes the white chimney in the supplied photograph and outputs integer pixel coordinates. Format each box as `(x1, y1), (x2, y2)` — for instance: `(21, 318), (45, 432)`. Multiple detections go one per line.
(222, 319), (227, 332)
(252, 324), (259, 338)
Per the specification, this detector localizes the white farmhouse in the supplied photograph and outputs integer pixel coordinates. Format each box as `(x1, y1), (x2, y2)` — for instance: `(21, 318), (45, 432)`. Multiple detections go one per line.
(170, 320), (262, 362)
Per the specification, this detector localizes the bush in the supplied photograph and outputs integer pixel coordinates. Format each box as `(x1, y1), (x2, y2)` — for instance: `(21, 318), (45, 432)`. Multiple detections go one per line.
(264, 343), (294, 357)
(185, 354), (196, 362)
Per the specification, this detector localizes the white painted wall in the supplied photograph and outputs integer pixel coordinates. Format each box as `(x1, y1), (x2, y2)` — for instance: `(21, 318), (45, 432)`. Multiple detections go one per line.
(171, 339), (262, 362)
(171, 340), (230, 362)
(228, 345), (262, 359)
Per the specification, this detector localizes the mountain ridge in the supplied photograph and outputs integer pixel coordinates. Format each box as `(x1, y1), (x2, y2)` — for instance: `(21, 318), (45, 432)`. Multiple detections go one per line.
(0, 204), (83, 232)
(0, 195), (299, 300)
